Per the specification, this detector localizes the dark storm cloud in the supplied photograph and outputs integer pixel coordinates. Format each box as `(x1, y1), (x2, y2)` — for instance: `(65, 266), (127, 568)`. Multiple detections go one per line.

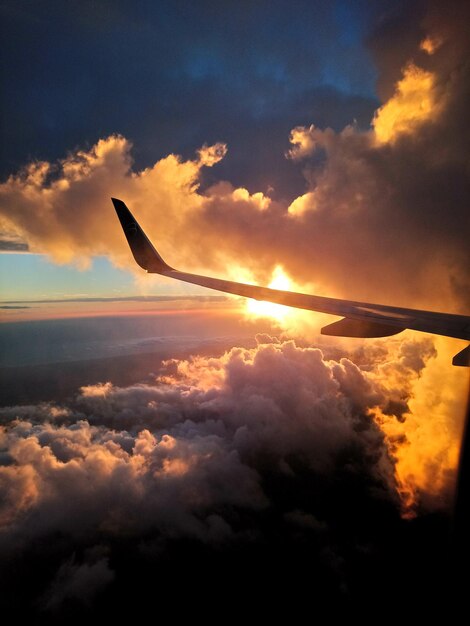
(0, 0), (390, 196)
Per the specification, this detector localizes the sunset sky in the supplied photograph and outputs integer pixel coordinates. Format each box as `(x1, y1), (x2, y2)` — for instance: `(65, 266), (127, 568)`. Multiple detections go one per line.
(0, 0), (469, 619)
(1, 0), (384, 306)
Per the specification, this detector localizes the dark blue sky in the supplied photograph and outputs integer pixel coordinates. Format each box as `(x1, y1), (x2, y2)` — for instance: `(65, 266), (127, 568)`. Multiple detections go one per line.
(0, 0), (398, 196)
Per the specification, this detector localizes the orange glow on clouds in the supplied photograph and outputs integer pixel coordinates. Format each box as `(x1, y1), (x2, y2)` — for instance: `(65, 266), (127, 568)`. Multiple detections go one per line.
(287, 125), (316, 160)
(373, 63), (441, 143)
(371, 335), (468, 516)
(420, 35), (443, 55)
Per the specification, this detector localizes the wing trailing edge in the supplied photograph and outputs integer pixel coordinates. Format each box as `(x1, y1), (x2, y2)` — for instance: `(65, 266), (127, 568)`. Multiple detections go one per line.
(321, 318), (406, 338)
(112, 198), (470, 366)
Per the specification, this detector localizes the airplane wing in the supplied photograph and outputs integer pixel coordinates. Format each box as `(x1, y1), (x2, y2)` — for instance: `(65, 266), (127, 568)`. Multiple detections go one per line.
(112, 198), (470, 366)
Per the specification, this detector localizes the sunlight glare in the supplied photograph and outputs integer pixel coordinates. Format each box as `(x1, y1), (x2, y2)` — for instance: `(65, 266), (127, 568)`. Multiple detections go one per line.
(246, 265), (292, 321)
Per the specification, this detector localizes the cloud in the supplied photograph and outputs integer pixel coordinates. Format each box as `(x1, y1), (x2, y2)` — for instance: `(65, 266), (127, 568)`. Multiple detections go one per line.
(0, 336), (457, 541)
(286, 125), (316, 160)
(420, 35), (443, 55)
(0, 135), (209, 270)
(197, 143), (227, 167)
(0, 333), (465, 614)
(372, 63), (441, 143)
(0, 239), (28, 252)
(0, 341), (367, 539)
(43, 555), (114, 610)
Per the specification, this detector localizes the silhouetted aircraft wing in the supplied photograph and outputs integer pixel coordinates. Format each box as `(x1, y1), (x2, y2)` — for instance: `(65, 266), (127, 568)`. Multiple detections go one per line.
(112, 198), (470, 366)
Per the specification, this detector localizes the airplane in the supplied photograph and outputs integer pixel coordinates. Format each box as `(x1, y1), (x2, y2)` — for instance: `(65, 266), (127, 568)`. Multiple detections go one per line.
(112, 198), (470, 366)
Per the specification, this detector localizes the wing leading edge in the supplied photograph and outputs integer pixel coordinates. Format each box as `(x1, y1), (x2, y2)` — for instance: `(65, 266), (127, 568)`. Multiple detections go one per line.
(112, 198), (470, 366)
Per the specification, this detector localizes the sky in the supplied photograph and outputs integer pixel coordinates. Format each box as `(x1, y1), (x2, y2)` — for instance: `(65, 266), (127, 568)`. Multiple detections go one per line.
(0, 0), (470, 619)
(0, 0), (387, 303)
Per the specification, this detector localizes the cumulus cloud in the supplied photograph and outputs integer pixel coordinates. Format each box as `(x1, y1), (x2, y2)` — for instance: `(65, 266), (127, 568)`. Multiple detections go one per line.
(197, 143), (227, 167)
(372, 62), (441, 143)
(0, 336), (458, 544)
(286, 125), (317, 160)
(0, 135), (208, 270)
(0, 334), (466, 614)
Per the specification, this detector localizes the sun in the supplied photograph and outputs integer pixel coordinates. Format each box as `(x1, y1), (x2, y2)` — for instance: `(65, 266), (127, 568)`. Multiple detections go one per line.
(245, 265), (293, 322)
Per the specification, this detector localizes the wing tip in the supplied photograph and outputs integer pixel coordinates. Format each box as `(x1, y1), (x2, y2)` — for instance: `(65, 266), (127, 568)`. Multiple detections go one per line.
(453, 345), (470, 367)
(111, 198), (172, 274)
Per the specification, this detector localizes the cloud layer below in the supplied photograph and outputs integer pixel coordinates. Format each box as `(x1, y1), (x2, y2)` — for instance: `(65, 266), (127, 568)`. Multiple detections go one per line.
(0, 334), (467, 609)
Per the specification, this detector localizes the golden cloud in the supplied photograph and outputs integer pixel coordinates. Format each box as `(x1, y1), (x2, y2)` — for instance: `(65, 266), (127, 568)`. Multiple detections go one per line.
(373, 63), (442, 144)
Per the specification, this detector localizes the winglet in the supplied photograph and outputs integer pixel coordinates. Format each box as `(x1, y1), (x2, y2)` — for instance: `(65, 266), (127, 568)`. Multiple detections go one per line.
(111, 198), (173, 273)
(453, 345), (470, 367)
